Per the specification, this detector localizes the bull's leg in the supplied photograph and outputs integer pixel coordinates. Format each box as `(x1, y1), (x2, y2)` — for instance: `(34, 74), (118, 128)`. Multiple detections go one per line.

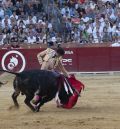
(35, 95), (54, 112)
(24, 95), (36, 112)
(12, 90), (20, 108)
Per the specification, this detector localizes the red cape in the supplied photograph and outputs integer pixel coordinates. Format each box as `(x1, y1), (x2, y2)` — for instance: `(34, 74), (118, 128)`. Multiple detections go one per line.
(62, 74), (85, 109)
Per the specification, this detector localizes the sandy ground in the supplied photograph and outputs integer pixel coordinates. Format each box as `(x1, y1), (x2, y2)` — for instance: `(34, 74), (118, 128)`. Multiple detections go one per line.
(0, 73), (120, 129)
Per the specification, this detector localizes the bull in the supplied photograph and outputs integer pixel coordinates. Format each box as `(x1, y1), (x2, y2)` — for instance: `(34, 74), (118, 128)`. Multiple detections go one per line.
(0, 69), (73, 112)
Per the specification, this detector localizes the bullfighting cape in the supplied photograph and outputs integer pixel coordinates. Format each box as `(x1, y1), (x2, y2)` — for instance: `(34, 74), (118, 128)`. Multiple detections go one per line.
(62, 74), (85, 109)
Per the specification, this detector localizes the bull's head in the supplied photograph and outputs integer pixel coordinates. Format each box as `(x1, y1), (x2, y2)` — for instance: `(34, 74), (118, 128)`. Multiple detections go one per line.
(58, 84), (73, 105)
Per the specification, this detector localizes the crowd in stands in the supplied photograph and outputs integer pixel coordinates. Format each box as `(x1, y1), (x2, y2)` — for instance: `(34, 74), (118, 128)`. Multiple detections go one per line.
(0, 0), (120, 46)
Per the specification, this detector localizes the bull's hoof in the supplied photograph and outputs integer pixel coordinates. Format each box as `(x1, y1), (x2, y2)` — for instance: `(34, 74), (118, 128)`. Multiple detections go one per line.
(34, 106), (40, 112)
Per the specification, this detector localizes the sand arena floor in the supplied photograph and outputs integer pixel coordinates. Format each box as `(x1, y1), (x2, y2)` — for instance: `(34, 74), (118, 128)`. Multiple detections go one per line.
(0, 73), (120, 129)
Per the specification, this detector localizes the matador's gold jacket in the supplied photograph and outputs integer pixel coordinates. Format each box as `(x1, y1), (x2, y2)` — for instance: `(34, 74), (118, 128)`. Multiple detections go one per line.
(37, 48), (68, 77)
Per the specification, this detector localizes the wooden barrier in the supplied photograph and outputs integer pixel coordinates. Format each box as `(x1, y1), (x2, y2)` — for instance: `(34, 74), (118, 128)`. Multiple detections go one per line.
(0, 47), (120, 72)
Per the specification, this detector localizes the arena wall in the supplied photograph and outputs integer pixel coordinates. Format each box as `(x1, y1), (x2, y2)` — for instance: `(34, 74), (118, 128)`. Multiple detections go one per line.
(0, 47), (120, 72)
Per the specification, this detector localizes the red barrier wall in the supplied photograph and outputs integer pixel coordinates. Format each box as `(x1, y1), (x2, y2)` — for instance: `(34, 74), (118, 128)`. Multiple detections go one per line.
(0, 47), (120, 72)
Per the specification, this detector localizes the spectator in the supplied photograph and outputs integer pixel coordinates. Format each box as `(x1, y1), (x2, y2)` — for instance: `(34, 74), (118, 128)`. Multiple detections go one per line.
(27, 33), (36, 44)
(0, 6), (4, 19)
(86, 21), (93, 35)
(4, 7), (12, 16)
(18, 27), (27, 43)
(102, 27), (111, 42)
(2, 15), (11, 29)
(92, 23), (100, 43)
(0, 29), (4, 44)
(37, 0), (44, 12)
(61, 4), (70, 17)
(2, 0), (13, 8)
(10, 17), (17, 28)
(18, 20), (26, 28)
(0, 0), (119, 46)
(10, 11), (18, 20)
(10, 27), (18, 42)
(36, 33), (46, 44)
(25, 15), (36, 25)
(71, 27), (80, 42)
(2, 27), (10, 44)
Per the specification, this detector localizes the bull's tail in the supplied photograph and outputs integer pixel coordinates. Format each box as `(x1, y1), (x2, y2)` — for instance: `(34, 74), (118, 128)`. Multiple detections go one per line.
(0, 69), (19, 76)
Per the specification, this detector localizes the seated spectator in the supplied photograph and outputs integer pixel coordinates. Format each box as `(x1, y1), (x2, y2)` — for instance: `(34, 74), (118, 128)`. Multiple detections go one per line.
(23, 3), (31, 15)
(71, 27), (80, 43)
(38, 19), (46, 27)
(0, 17), (2, 29)
(17, 17), (26, 25)
(108, 22), (117, 41)
(92, 24), (100, 43)
(16, 1), (24, 8)
(116, 26), (120, 38)
(10, 28), (18, 42)
(35, 23), (42, 34)
(4, 7), (12, 16)
(80, 29), (89, 44)
(37, 0), (44, 12)
(2, 0), (13, 8)
(10, 11), (18, 20)
(19, 11), (26, 19)
(2, 15), (11, 29)
(61, 4), (70, 17)
(112, 25), (120, 43)
(49, 28), (56, 38)
(10, 17), (17, 28)
(86, 21), (93, 39)
(27, 33), (36, 44)
(28, 24), (36, 36)
(25, 15), (36, 25)
(36, 33), (46, 44)
(63, 11), (71, 20)
(0, 29), (4, 44)
(0, 6), (4, 19)
(2, 27), (10, 44)
(18, 27), (27, 43)
(47, 21), (53, 31)
(108, 10), (117, 22)
(102, 27), (111, 42)
(18, 20), (26, 29)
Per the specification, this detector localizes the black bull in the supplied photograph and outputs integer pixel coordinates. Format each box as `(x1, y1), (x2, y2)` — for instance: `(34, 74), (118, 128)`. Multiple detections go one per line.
(0, 69), (73, 112)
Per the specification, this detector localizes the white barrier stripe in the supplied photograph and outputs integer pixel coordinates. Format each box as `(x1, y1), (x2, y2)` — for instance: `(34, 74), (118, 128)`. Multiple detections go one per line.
(69, 71), (120, 75)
